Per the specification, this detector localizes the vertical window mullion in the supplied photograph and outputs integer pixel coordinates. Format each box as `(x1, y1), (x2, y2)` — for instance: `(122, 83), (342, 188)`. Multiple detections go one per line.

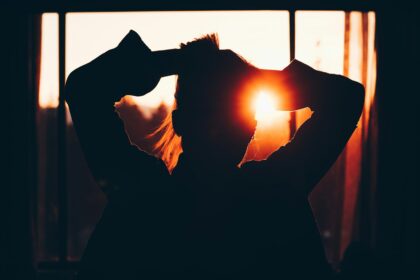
(289, 10), (297, 137)
(58, 11), (68, 263)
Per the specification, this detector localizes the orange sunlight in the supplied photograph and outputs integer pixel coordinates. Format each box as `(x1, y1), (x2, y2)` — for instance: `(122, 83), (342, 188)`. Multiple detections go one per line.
(254, 91), (277, 121)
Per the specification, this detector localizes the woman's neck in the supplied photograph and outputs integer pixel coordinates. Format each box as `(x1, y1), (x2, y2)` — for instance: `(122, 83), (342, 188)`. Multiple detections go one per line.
(173, 152), (237, 179)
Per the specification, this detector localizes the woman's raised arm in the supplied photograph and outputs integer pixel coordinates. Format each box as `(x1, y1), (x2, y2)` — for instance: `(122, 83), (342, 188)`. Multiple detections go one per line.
(65, 30), (170, 194)
(242, 60), (365, 196)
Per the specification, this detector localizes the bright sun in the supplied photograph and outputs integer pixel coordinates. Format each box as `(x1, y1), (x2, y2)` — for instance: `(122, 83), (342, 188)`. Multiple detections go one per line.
(254, 91), (277, 121)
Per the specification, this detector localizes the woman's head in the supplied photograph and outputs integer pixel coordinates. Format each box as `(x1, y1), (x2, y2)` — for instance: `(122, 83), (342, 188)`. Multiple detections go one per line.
(154, 34), (258, 172)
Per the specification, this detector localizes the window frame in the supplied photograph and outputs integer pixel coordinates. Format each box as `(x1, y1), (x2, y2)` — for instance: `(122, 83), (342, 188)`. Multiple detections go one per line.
(34, 2), (376, 270)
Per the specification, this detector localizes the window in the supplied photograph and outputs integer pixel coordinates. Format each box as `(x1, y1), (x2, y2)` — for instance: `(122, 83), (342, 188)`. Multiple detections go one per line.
(36, 10), (376, 268)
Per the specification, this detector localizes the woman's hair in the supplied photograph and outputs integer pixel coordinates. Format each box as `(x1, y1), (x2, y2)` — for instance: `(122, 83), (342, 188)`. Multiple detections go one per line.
(152, 33), (253, 172)
(151, 100), (182, 172)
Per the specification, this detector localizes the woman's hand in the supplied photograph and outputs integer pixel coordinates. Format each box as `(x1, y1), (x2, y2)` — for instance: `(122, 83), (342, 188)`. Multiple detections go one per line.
(113, 30), (161, 97)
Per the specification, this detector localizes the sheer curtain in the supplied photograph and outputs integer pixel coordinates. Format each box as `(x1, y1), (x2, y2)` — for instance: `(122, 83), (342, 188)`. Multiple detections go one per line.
(293, 11), (377, 265)
(340, 11), (377, 258)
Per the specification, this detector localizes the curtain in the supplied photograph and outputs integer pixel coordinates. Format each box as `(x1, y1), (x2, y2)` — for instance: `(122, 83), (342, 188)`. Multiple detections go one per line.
(340, 11), (378, 258)
(2, 11), (42, 280)
(297, 11), (378, 266)
(239, 12), (378, 266)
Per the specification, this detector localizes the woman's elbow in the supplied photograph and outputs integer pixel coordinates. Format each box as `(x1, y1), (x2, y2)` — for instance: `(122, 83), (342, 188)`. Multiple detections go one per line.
(325, 76), (365, 126)
(65, 67), (86, 104)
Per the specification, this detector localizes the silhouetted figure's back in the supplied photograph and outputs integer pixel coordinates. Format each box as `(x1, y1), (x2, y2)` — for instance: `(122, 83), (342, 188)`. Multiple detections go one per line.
(65, 31), (364, 279)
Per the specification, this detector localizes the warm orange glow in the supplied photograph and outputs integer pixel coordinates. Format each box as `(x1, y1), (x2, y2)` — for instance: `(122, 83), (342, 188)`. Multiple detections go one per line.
(254, 91), (277, 121)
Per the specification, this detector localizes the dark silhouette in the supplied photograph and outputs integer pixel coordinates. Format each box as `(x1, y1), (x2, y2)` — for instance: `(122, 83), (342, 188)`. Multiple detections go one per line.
(65, 30), (364, 279)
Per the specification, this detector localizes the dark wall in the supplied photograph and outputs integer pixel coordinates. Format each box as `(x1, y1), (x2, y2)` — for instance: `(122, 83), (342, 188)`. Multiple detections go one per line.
(1, 9), (39, 280)
(5, 0), (380, 12)
(375, 8), (419, 277)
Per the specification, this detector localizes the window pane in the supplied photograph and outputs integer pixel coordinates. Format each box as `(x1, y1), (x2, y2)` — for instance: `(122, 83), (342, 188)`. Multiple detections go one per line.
(295, 11), (345, 74)
(66, 11), (290, 108)
(39, 14), (59, 109)
(37, 13), (60, 262)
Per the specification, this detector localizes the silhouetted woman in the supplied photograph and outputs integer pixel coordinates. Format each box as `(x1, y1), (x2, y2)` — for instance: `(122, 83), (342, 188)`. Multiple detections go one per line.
(65, 31), (364, 280)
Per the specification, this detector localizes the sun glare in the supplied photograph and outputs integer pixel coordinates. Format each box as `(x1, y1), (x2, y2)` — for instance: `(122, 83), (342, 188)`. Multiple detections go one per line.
(254, 91), (277, 121)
